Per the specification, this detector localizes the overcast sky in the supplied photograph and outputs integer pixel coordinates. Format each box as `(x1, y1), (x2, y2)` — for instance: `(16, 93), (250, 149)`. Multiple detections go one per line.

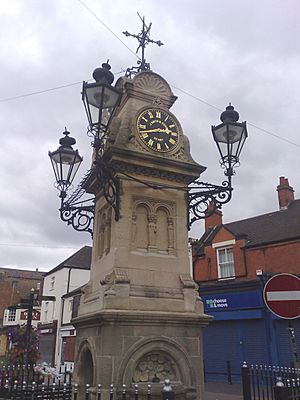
(0, 0), (300, 272)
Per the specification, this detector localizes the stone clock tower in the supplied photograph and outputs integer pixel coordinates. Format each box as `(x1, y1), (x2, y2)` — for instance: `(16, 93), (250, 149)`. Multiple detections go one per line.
(73, 70), (211, 399)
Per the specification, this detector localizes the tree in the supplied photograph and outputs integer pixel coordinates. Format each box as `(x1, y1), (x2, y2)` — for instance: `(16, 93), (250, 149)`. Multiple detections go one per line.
(7, 325), (39, 365)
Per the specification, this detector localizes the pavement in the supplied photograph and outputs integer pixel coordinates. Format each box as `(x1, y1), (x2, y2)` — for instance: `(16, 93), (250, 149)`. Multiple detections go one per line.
(204, 381), (243, 400)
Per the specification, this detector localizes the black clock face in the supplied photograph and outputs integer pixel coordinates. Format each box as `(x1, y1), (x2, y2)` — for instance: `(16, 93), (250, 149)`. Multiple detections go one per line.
(137, 108), (180, 152)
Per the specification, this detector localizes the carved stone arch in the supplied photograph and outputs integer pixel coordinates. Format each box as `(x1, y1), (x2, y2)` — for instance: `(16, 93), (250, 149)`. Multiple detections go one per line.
(153, 203), (172, 216)
(154, 204), (175, 254)
(74, 339), (96, 391)
(131, 200), (153, 251)
(133, 198), (154, 214)
(116, 336), (195, 388)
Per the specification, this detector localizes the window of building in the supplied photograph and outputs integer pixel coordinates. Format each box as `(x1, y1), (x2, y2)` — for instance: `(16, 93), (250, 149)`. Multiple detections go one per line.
(68, 299), (73, 312)
(8, 309), (16, 322)
(50, 276), (55, 290)
(217, 247), (235, 279)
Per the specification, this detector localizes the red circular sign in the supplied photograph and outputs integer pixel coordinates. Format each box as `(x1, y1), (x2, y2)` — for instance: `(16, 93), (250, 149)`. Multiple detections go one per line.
(263, 273), (300, 319)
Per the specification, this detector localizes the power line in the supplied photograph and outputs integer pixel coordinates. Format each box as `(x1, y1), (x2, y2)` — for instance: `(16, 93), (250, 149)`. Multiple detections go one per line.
(76, 0), (140, 60)
(0, 81), (82, 103)
(173, 86), (300, 148)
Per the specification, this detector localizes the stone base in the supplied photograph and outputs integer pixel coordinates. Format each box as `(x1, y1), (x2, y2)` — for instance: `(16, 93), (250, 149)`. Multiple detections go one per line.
(73, 309), (211, 400)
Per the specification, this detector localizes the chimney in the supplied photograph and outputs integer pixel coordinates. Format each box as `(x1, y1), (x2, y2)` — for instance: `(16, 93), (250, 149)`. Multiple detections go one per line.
(205, 203), (223, 231)
(277, 176), (294, 210)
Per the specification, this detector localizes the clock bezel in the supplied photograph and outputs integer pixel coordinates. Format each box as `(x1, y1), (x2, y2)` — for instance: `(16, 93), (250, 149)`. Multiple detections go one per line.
(136, 107), (182, 154)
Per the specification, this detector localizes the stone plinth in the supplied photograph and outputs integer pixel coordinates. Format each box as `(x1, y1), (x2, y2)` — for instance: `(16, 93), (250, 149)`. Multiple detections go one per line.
(73, 310), (210, 400)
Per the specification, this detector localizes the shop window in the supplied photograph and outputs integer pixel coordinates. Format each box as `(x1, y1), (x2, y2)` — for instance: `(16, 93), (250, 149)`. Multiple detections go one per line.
(217, 247), (235, 279)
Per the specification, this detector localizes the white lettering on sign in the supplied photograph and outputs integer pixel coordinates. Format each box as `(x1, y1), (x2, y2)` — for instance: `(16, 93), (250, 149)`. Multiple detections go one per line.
(206, 298), (228, 308)
(266, 291), (300, 301)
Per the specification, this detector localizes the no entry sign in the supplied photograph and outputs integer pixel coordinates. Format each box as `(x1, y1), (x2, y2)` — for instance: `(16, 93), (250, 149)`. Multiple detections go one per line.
(263, 273), (300, 319)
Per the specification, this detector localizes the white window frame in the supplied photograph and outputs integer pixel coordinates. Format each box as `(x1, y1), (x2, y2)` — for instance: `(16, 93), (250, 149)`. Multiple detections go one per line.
(216, 246), (235, 279)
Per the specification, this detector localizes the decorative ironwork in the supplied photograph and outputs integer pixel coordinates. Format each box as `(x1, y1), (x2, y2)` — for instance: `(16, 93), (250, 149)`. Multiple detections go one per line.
(187, 103), (248, 228)
(94, 155), (120, 221)
(123, 13), (163, 77)
(188, 176), (233, 228)
(60, 170), (95, 236)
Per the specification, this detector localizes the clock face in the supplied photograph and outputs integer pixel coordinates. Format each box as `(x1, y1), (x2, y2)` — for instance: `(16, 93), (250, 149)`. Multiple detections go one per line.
(136, 108), (180, 152)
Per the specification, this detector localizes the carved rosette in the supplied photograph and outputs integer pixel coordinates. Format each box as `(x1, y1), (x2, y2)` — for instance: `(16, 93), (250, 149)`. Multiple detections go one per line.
(133, 352), (178, 383)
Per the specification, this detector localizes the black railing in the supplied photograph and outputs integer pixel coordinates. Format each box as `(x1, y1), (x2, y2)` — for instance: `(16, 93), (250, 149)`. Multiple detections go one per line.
(0, 364), (175, 400)
(242, 362), (300, 400)
(0, 364), (72, 400)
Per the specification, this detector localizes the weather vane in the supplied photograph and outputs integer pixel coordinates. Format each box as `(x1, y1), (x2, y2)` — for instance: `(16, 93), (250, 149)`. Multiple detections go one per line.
(123, 13), (163, 77)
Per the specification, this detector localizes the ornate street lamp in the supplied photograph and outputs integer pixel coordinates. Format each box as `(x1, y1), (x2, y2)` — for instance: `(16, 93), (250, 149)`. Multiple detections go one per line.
(188, 104), (248, 227)
(48, 128), (83, 196)
(82, 62), (122, 151)
(49, 62), (122, 235)
(212, 104), (247, 177)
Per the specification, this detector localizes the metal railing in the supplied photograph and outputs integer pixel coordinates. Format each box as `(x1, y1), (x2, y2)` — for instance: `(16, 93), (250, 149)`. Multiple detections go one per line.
(242, 362), (300, 400)
(0, 364), (175, 400)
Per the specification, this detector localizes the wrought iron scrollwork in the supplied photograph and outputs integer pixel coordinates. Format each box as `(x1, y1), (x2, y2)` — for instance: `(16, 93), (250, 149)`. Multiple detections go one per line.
(60, 170), (95, 237)
(60, 204), (94, 236)
(94, 157), (120, 221)
(188, 177), (233, 228)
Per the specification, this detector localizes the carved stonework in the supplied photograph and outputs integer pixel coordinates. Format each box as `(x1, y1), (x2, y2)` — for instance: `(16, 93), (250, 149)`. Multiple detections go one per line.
(148, 213), (157, 250)
(133, 353), (178, 383)
(167, 217), (175, 254)
(180, 274), (198, 289)
(96, 206), (112, 259)
(111, 160), (193, 184)
(131, 197), (176, 255)
(101, 268), (130, 286)
(133, 73), (172, 99)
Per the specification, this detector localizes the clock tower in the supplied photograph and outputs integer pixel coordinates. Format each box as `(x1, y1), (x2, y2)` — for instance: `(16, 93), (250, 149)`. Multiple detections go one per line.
(73, 68), (211, 400)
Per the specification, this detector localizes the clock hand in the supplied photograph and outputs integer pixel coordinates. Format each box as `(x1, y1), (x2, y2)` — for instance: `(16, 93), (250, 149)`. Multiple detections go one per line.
(141, 127), (175, 135)
(140, 128), (165, 134)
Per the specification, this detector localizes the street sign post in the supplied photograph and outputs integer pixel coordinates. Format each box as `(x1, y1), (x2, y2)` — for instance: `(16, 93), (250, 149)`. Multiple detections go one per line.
(263, 273), (300, 319)
(263, 273), (300, 370)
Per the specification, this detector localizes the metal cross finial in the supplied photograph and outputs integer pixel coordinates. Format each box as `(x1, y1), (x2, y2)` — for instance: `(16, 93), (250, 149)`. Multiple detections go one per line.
(123, 13), (163, 77)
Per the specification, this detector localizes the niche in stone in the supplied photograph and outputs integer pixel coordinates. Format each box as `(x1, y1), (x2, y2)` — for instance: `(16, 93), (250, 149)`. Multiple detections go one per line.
(76, 345), (94, 388)
(133, 352), (178, 383)
(96, 206), (112, 258)
(131, 198), (175, 255)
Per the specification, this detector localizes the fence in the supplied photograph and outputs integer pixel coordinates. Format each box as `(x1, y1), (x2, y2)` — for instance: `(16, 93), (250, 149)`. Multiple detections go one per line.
(242, 362), (300, 400)
(0, 364), (175, 400)
(0, 364), (72, 399)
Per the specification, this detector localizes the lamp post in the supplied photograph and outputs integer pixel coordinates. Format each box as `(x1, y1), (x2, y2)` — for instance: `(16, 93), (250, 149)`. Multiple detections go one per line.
(49, 61), (247, 235)
(188, 103), (248, 226)
(24, 288), (35, 366)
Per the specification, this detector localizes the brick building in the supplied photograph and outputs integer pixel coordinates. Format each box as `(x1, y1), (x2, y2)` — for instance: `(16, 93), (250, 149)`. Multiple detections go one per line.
(0, 268), (43, 359)
(0, 268), (43, 326)
(193, 177), (300, 381)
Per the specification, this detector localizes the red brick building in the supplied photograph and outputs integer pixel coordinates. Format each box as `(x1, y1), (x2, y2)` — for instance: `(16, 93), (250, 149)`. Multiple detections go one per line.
(0, 268), (43, 327)
(0, 268), (43, 359)
(193, 177), (300, 381)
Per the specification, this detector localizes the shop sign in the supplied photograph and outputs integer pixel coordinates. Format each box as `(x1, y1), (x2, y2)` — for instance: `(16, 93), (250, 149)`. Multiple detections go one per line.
(203, 291), (261, 312)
